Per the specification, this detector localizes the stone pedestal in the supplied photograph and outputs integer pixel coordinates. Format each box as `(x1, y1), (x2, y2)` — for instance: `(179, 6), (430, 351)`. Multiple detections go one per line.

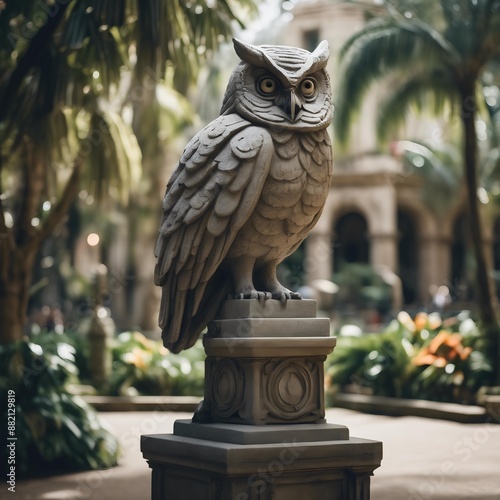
(141, 300), (382, 499)
(202, 299), (334, 425)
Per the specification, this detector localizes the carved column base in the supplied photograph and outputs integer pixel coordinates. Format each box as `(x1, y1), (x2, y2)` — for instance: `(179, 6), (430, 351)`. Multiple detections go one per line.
(201, 299), (335, 425)
(141, 300), (383, 499)
(141, 421), (382, 500)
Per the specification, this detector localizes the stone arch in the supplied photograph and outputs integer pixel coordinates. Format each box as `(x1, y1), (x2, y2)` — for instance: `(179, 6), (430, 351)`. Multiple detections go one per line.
(397, 209), (419, 304)
(396, 194), (439, 240)
(494, 217), (500, 272)
(493, 216), (500, 300)
(332, 211), (370, 272)
(398, 194), (452, 305)
(450, 212), (469, 295)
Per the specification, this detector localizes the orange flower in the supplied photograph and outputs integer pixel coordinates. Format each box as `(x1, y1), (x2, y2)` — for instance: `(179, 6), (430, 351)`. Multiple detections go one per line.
(398, 311), (416, 332)
(412, 330), (473, 367)
(123, 347), (150, 369)
(414, 312), (428, 331)
(427, 313), (442, 330)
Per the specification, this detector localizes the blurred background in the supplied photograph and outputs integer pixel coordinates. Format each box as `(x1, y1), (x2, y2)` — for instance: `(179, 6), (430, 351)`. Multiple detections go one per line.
(1, 0), (500, 479)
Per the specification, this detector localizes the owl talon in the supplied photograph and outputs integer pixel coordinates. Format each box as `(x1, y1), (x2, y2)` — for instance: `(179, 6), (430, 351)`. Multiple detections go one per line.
(271, 290), (302, 303)
(234, 290), (271, 300)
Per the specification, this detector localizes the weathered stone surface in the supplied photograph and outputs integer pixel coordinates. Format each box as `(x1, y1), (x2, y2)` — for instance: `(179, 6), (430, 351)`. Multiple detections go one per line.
(219, 299), (318, 320)
(200, 298), (335, 425)
(203, 336), (336, 357)
(154, 38), (333, 354)
(202, 351), (330, 425)
(141, 431), (382, 500)
(173, 419), (349, 445)
(208, 317), (330, 337)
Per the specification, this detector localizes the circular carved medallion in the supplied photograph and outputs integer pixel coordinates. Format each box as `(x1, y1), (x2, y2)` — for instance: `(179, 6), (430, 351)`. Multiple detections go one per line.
(278, 371), (304, 405)
(267, 360), (314, 419)
(211, 359), (244, 418)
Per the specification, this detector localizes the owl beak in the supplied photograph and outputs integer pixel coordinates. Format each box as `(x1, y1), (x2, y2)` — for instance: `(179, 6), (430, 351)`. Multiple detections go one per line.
(289, 91), (302, 121)
(276, 90), (303, 122)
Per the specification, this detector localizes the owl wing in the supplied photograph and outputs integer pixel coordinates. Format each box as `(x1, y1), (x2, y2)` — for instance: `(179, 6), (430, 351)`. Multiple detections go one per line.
(154, 113), (273, 352)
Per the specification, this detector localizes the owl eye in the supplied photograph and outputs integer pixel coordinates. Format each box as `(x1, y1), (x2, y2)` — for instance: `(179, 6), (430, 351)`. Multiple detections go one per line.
(257, 77), (278, 96)
(300, 78), (316, 98)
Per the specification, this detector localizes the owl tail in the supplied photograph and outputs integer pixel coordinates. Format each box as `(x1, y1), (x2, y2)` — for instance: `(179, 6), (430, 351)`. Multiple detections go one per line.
(161, 268), (231, 353)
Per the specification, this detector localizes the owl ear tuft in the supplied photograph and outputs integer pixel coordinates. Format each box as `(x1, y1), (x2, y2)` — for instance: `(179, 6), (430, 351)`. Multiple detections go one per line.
(310, 40), (330, 71)
(233, 38), (267, 67)
(232, 38), (290, 87)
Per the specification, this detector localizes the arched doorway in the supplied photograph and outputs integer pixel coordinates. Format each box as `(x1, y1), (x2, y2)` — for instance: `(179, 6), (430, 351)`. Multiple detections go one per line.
(450, 213), (470, 299)
(494, 217), (500, 299)
(333, 212), (369, 272)
(397, 210), (419, 304)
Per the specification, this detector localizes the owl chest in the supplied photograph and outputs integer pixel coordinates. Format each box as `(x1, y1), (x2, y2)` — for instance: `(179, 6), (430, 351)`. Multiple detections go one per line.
(259, 130), (331, 213)
(230, 130), (331, 258)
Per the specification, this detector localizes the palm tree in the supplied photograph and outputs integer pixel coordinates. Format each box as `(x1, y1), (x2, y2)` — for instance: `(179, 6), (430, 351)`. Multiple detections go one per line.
(335, 0), (500, 383)
(0, 0), (259, 345)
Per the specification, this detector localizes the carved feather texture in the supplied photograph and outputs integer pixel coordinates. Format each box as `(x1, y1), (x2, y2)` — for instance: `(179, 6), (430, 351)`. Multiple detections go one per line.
(156, 40), (333, 353)
(155, 114), (273, 351)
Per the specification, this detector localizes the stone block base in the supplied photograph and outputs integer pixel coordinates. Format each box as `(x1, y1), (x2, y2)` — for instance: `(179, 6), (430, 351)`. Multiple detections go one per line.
(201, 299), (336, 425)
(141, 420), (382, 500)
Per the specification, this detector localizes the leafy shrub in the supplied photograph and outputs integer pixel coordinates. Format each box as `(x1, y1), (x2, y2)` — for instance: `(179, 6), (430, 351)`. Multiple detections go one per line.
(28, 326), (91, 381)
(107, 332), (205, 396)
(0, 340), (119, 478)
(326, 311), (493, 404)
(333, 263), (393, 314)
(326, 320), (412, 398)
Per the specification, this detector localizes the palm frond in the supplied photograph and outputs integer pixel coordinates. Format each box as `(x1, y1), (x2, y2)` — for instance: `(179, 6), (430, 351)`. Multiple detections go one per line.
(441, 0), (500, 59)
(482, 81), (500, 147)
(133, 0), (258, 90)
(481, 147), (500, 192)
(395, 140), (460, 185)
(79, 109), (141, 206)
(335, 17), (459, 145)
(339, 15), (458, 62)
(377, 69), (456, 142)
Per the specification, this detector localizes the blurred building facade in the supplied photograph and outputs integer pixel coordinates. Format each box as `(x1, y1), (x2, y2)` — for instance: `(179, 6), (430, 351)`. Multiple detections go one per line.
(283, 0), (500, 308)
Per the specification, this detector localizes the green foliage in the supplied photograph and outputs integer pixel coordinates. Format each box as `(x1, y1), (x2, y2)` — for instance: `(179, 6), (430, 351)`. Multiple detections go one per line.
(392, 139), (462, 212)
(335, 0), (500, 384)
(0, 339), (119, 478)
(333, 263), (393, 313)
(335, 0), (500, 145)
(0, 0), (261, 345)
(28, 327), (91, 381)
(326, 323), (412, 397)
(107, 331), (205, 396)
(326, 311), (493, 404)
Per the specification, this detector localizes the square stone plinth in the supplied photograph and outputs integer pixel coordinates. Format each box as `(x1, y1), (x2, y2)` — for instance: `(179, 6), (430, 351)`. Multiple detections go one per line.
(141, 421), (382, 500)
(219, 299), (318, 320)
(201, 337), (336, 425)
(201, 300), (336, 425)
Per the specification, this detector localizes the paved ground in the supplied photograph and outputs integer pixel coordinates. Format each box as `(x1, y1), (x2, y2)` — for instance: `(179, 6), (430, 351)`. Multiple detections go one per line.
(13, 408), (500, 500)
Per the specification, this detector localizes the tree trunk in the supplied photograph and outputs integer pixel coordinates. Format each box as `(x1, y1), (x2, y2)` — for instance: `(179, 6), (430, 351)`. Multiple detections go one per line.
(0, 142), (83, 346)
(129, 86), (170, 332)
(0, 283), (24, 344)
(460, 81), (500, 384)
(0, 248), (36, 345)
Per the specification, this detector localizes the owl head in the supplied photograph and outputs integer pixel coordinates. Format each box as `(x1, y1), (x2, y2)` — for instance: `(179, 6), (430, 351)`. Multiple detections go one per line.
(221, 38), (332, 132)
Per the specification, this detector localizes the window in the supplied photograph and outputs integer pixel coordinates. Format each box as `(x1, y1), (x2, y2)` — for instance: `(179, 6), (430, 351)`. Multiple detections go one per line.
(303, 29), (320, 52)
(333, 212), (369, 272)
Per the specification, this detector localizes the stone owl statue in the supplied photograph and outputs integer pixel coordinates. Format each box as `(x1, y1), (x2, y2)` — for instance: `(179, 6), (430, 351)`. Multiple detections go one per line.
(155, 38), (333, 353)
